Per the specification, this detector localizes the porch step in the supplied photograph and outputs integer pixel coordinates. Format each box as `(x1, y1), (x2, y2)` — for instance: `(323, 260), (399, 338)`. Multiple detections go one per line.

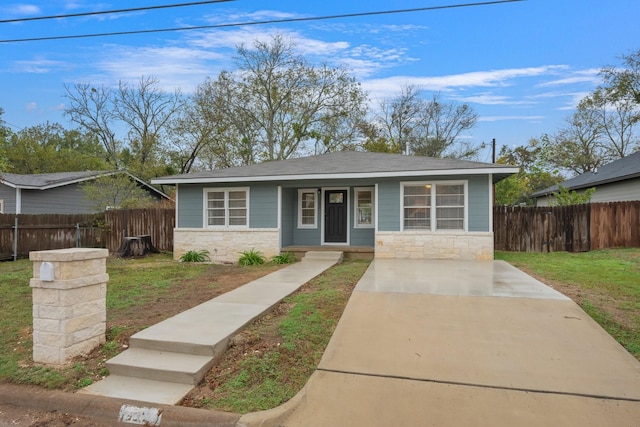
(106, 348), (214, 385)
(303, 251), (344, 263)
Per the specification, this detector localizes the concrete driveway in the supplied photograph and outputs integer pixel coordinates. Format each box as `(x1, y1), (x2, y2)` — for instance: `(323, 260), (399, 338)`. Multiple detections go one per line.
(242, 259), (640, 426)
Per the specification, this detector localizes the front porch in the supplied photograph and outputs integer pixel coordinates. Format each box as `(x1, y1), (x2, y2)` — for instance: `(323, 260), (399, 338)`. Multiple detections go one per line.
(282, 245), (374, 260)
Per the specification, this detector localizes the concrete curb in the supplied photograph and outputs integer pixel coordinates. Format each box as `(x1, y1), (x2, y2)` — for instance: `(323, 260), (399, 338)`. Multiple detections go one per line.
(0, 383), (240, 426)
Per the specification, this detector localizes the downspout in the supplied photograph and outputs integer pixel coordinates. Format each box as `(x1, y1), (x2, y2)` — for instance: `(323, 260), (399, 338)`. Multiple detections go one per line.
(15, 188), (21, 214)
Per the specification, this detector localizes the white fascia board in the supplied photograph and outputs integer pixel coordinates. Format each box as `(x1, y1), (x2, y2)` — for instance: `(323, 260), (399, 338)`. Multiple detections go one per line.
(151, 167), (520, 185)
(34, 171), (120, 190)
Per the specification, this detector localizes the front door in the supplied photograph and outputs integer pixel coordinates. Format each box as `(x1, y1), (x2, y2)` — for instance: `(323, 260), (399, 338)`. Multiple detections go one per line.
(324, 189), (348, 243)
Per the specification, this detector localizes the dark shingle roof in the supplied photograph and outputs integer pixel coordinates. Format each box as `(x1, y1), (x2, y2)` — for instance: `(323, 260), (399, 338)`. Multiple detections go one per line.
(1, 171), (114, 189)
(532, 151), (640, 197)
(153, 151), (517, 184)
(1, 171), (170, 199)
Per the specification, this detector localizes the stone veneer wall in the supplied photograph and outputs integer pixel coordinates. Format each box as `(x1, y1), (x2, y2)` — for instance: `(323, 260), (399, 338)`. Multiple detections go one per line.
(375, 231), (494, 261)
(174, 228), (280, 263)
(30, 248), (109, 365)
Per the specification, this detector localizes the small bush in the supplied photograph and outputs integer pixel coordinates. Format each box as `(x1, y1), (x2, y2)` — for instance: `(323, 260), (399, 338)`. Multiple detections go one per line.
(238, 249), (266, 266)
(179, 250), (210, 263)
(271, 252), (295, 265)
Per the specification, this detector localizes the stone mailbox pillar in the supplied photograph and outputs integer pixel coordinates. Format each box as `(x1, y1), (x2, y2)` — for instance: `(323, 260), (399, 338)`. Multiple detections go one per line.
(30, 248), (109, 365)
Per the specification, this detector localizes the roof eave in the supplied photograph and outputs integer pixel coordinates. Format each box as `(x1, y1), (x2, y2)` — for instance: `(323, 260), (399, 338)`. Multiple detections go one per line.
(152, 167), (519, 185)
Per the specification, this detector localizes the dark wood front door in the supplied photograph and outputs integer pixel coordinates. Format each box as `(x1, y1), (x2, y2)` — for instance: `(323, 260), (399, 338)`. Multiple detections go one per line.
(324, 190), (348, 243)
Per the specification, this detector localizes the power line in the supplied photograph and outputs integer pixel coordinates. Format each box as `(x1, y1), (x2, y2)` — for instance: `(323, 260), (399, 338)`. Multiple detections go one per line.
(0, 0), (525, 44)
(0, 0), (235, 24)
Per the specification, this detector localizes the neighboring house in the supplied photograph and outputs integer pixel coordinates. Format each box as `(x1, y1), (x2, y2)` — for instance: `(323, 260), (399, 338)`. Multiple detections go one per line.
(0, 170), (170, 214)
(532, 151), (640, 207)
(152, 151), (517, 262)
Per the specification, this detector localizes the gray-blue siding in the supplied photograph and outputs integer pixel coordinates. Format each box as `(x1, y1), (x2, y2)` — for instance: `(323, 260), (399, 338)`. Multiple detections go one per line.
(177, 183), (279, 228)
(0, 183), (97, 214)
(175, 174), (492, 236)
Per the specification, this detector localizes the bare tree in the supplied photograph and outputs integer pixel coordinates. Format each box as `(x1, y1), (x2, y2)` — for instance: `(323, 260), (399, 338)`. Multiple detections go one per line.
(363, 88), (479, 159)
(64, 83), (120, 165)
(64, 76), (183, 176)
(114, 76), (183, 167)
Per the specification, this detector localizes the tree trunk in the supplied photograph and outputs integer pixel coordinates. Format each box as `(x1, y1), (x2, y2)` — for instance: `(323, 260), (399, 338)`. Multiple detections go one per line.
(117, 235), (160, 257)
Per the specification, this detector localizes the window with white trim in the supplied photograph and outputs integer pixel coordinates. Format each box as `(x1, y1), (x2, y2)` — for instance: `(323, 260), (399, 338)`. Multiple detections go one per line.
(354, 187), (374, 228)
(402, 182), (466, 231)
(204, 188), (248, 227)
(0, 199), (4, 214)
(298, 189), (317, 228)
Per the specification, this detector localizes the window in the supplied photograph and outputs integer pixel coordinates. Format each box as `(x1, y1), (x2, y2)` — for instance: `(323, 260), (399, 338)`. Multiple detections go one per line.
(298, 189), (317, 228)
(204, 188), (248, 227)
(0, 199), (3, 214)
(354, 187), (374, 228)
(402, 182), (466, 231)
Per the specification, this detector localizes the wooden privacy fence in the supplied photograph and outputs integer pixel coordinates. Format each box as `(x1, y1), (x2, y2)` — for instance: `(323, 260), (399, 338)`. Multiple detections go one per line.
(0, 208), (174, 260)
(103, 208), (175, 253)
(494, 201), (640, 252)
(0, 213), (104, 260)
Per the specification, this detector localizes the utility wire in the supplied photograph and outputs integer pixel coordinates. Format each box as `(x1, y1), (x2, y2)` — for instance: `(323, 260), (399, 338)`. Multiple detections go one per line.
(0, 0), (524, 44)
(0, 0), (235, 24)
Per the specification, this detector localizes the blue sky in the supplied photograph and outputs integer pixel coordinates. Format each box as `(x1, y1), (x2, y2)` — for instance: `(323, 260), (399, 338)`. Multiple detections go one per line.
(1, 0), (639, 162)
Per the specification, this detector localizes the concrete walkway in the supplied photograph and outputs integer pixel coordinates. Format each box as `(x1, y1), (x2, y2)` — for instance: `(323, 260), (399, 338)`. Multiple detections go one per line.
(80, 251), (343, 405)
(241, 259), (640, 426)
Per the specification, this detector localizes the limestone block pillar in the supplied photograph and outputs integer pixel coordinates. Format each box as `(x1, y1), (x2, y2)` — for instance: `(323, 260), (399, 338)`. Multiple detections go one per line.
(29, 248), (109, 365)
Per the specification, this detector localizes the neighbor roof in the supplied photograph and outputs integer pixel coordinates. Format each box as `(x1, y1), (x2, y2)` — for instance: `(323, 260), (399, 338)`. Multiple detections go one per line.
(532, 151), (640, 198)
(1, 170), (170, 199)
(152, 151), (518, 185)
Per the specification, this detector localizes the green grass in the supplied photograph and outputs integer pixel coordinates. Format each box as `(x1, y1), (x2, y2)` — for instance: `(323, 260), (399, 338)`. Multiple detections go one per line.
(495, 248), (640, 359)
(208, 260), (370, 413)
(0, 253), (218, 389)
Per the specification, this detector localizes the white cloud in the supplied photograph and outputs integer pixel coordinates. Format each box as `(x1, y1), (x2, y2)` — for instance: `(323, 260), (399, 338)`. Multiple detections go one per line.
(13, 58), (68, 74)
(2, 4), (40, 16)
(479, 115), (545, 122)
(25, 102), (37, 112)
(538, 69), (601, 87)
(453, 93), (535, 106)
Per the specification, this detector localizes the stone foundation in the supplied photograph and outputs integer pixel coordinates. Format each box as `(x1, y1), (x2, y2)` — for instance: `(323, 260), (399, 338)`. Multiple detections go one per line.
(375, 231), (494, 261)
(174, 228), (280, 263)
(30, 248), (109, 365)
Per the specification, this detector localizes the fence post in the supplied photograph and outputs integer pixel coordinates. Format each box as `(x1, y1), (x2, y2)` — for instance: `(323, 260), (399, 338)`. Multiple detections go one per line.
(13, 216), (18, 261)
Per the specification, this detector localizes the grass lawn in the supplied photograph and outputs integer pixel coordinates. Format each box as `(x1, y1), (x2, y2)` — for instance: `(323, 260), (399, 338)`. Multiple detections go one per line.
(495, 248), (640, 359)
(0, 253), (284, 390)
(0, 252), (370, 414)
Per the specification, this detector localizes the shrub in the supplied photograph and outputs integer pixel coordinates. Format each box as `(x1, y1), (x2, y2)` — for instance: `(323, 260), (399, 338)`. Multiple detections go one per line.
(238, 249), (266, 265)
(179, 250), (210, 263)
(271, 252), (295, 265)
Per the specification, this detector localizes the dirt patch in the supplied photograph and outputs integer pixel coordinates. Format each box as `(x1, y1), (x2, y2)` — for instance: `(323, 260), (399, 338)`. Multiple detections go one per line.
(52, 264), (284, 392)
(0, 404), (110, 427)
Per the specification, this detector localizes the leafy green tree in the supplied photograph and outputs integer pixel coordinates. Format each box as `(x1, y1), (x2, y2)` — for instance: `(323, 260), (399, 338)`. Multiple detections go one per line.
(1, 122), (109, 174)
(193, 34), (368, 165)
(494, 138), (563, 205)
(550, 185), (596, 206)
(0, 108), (9, 173)
(81, 173), (154, 212)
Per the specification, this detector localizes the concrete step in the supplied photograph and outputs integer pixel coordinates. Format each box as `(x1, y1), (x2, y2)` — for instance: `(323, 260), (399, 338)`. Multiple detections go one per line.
(303, 251), (344, 263)
(79, 375), (194, 405)
(106, 348), (214, 385)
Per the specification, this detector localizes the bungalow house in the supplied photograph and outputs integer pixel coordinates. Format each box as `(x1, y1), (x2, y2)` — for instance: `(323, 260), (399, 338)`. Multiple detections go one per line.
(152, 151), (518, 263)
(532, 151), (640, 206)
(0, 170), (170, 214)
